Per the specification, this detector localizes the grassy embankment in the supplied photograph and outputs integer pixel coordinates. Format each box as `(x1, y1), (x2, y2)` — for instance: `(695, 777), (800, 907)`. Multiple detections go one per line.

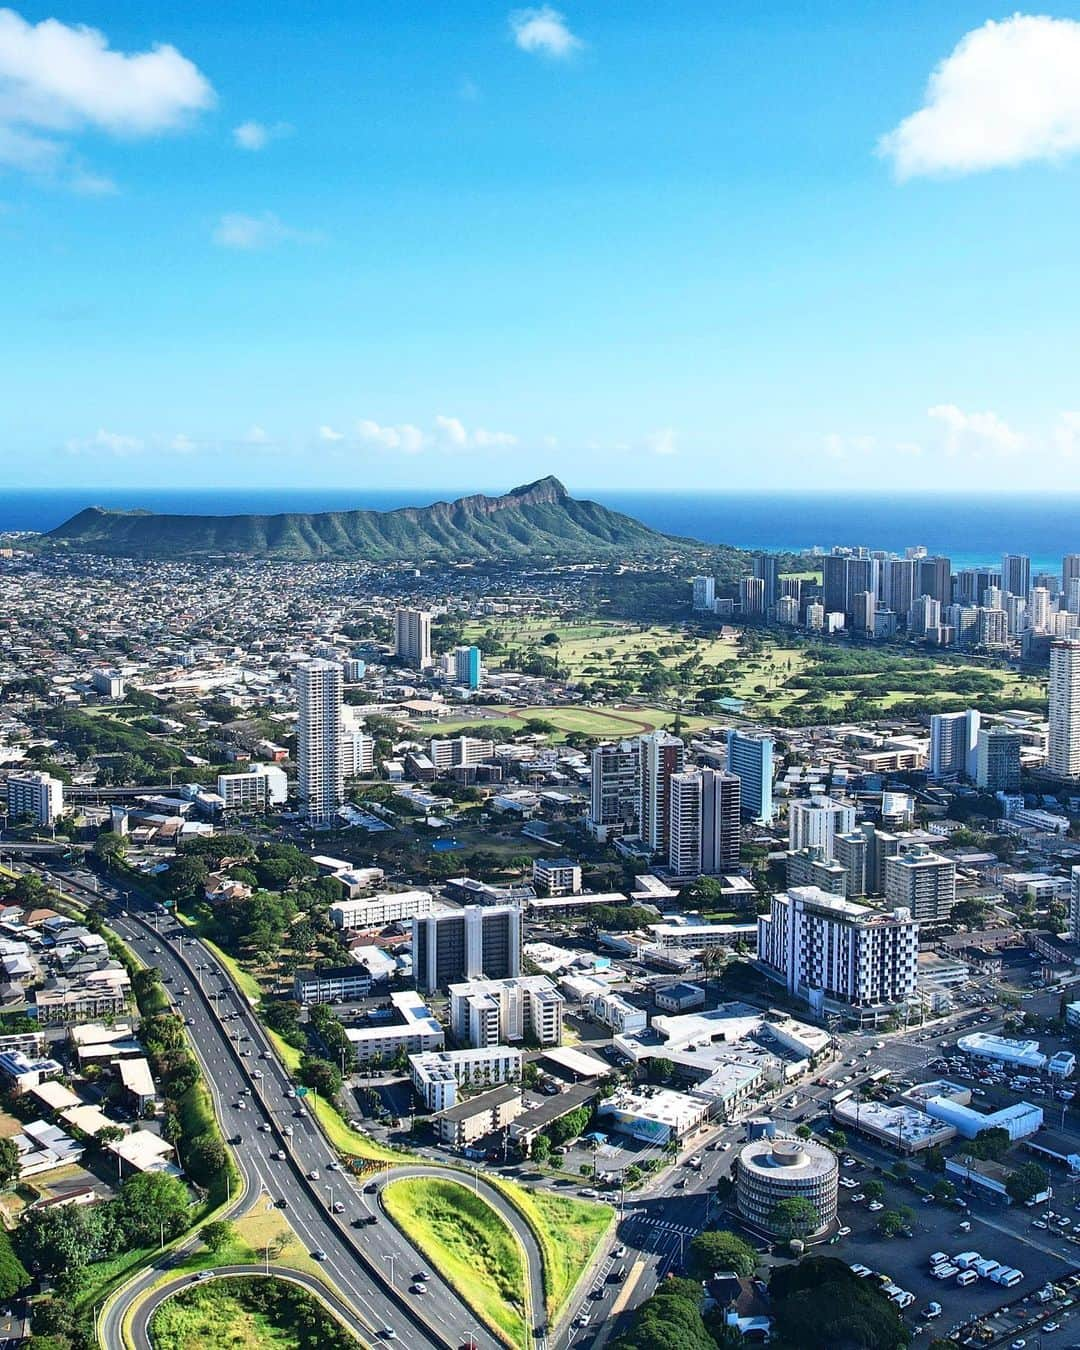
(381, 1176), (528, 1348)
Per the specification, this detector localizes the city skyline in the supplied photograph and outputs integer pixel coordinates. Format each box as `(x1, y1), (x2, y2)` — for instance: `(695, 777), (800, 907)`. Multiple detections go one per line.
(6, 3), (1080, 491)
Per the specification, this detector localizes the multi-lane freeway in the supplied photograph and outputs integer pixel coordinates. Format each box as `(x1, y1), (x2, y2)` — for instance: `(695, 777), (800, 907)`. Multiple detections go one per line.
(19, 859), (506, 1350)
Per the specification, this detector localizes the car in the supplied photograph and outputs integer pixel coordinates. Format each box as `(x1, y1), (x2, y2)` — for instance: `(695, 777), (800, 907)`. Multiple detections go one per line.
(850, 1193), (866, 1202)
(261, 1050), (272, 1059)
(673, 1178), (687, 1189)
(1034, 1220), (1049, 1229)
(313, 1250), (327, 1261)
(379, 1331), (398, 1341)
(365, 1182), (378, 1194)
(842, 1157), (857, 1167)
(286, 1087), (296, 1098)
(837, 1226), (851, 1237)
(275, 1149), (287, 1160)
(259, 1122), (271, 1133)
(351, 1217), (365, 1228)
(196, 1270), (213, 1281)
(308, 1169), (319, 1180)
(924, 1302), (941, 1319)
(236, 1099), (247, 1110)
(589, 1287), (605, 1300)
(868, 1201), (884, 1212)
(688, 1155), (702, 1168)
(366, 1214), (378, 1225)
(411, 1283), (427, 1294)
(328, 1160), (339, 1171)
(613, 1246), (626, 1259)
(252, 1069), (263, 1080)
(1045, 1321), (1061, 1333)
(1010, 1341), (1026, 1349)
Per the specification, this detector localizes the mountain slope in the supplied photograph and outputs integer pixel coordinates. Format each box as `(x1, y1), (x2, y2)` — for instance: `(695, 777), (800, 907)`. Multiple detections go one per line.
(44, 477), (695, 562)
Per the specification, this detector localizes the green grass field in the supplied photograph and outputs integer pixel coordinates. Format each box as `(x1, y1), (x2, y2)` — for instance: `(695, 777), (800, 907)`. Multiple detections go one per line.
(149, 1274), (352, 1350)
(381, 1176), (528, 1348)
(490, 1181), (614, 1322)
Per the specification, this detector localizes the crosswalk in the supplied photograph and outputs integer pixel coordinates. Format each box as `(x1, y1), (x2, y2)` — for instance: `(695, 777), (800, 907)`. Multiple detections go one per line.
(633, 1217), (699, 1237)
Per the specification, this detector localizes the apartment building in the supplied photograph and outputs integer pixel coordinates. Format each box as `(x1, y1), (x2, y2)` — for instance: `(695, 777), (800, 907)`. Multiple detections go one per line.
(435, 1083), (522, 1146)
(884, 844), (956, 922)
(412, 905), (522, 992)
(449, 975), (564, 1047)
(409, 1045), (523, 1111)
(530, 857), (581, 897)
(787, 794), (856, 859)
(756, 885), (919, 1014)
(216, 763), (288, 809)
(344, 991), (444, 1065)
(330, 889), (433, 930)
(6, 771), (64, 827)
(292, 965), (374, 1004)
(587, 740), (639, 841)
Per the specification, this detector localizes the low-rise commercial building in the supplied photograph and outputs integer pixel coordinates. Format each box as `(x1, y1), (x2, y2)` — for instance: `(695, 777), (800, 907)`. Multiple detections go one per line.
(330, 889), (433, 930)
(831, 1097), (956, 1153)
(655, 982), (706, 1013)
(957, 1032), (1047, 1070)
(434, 1083), (523, 1147)
(598, 1087), (709, 1144)
(735, 1133), (838, 1237)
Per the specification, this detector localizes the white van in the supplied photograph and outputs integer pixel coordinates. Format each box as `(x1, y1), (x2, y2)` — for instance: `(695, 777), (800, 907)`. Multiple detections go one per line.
(953, 1252), (981, 1270)
(933, 1264), (959, 1281)
(956, 1270), (978, 1287)
(998, 1269), (1023, 1288)
(929, 1251), (948, 1267)
(892, 1291), (915, 1309)
(974, 1259), (1000, 1279)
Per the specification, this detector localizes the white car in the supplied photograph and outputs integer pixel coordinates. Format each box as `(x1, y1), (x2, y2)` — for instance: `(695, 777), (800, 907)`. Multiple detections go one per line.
(868, 1201), (884, 1212)
(837, 1225), (851, 1237)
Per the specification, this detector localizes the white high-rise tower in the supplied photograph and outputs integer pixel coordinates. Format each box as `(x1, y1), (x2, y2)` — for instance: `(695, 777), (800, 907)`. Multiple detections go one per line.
(1049, 639), (1080, 779)
(297, 659), (344, 824)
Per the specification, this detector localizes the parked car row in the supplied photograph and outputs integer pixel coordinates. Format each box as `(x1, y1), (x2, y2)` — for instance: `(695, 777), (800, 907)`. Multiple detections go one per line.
(928, 1250), (1023, 1289)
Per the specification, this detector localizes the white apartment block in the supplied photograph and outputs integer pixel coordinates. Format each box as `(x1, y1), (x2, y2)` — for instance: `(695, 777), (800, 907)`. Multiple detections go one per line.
(929, 709), (980, 781)
(330, 888), (433, 930)
(345, 991), (444, 1065)
(91, 668), (125, 699)
(6, 771), (64, 827)
(394, 608), (433, 669)
(429, 736), (495, 773)
(340, 730), (376, 778)
(449, 975), (564, 1047)
(884, 844), (956, 922)
(691, 575), (716, 611)
(296, 659), (344, 825)
(1050, 640), (1080, 778)
(531, 856), (581, 897)
(757, 886), (919, 1012)
(585, 988), (648, 1034)
(668, 771), (703, 878)
(787, 794), (856, 859)
(216, 763), (288, 809)
(410, 1045), (523, 1111)
(639, 731), (686, 854)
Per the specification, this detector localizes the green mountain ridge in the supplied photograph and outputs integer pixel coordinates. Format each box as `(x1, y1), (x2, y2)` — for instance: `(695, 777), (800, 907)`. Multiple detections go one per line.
(43, 476), (700, 562)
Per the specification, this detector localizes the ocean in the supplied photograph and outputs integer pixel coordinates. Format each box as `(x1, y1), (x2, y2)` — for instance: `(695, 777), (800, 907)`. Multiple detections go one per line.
(1, 486), (1076, 574)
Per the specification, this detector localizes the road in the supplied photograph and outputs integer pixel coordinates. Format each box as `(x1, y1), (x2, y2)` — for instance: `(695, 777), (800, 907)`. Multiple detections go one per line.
(129, 1267), (370, 1350)
(30, 860), (500, 1350)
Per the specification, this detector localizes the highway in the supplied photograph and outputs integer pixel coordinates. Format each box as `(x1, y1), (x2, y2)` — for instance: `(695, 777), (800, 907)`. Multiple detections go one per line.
(24, 858), (503, 1350)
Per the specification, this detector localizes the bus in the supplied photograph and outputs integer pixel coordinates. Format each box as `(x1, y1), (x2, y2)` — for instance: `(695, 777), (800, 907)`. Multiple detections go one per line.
(831, 1088), (854, 1106)
(867, 1069), (891, 1084)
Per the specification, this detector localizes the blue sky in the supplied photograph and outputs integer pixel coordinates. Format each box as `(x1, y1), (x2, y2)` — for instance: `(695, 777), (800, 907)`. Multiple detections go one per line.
(5, 1), (1080, 495)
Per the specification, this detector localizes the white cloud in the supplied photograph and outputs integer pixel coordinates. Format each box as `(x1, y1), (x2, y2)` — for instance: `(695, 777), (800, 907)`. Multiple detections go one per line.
(434, 414), (468, 447)
(928, 403), (1024, 457)
(509, 6), (583, 59)
(318, 424), (344, 442)
(213, 211), (320, 250)
(472, 427), (517, 447)
(1054, 410), (1080, 459)
(170, 433), (196, 453)
(879, 15), (1080, 179)
(66, 427), (143, 456)
(356, 419), (426, 454)
(823, 433), (876, 461)
(232, 119), (290, 151)
(895, 440), (925, 457)
(243, 424), (268, 444)
(647, 427), (678, 457)
(0, 9), (214, 187)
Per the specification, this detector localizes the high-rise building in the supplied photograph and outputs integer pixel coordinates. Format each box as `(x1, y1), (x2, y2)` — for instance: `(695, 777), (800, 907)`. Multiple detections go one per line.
(394, 608), (433, 669)
(1064, 555), (1080, 601)
(1049, 639), (1080, 779)
(1070, 866), (1080, 943)
(1029, 587), (1052, 633)
(788, 794), (856, 859)
(6, 770), (64, 827)
(449, 976), (563, 1048)
(1001, 554), (1031, 599)
(1066, 576), (1080, 617)
(918, 556), (952, 607)
(639, 732), (686, 854)
(785, 845), (848, 895)
(587, 741), (640, 841)
(752, 553), (780, 606)
(701, 768), (741, 875)
(691, 576), (716, 611)
(1004, 594), (1027, 637)
(835, 830), (868, 898)
(806, 601), (825, 631)
(340, 728), (376, 778)
(668, 772), (703, 878)
(776, 595), (799, 625)
(956, 568), (999, 607)
(413, 905), (522, 992)
(453, 645), (483, 689)
(908, 594), (941, 636)
(976, 607), (1009, 649)
(974, 726), (1022, 792)
(884, 844), (956, 922)
(929, 709), (980, 781)
(822, 554), (849, 615)
(296, 659), (344, 825)
(739, 576), (766, 616)
(725, 729), (774, 823)
(756, 886), (919, 1011)
(884, 558), (917, 619)
(852, 590), (875, 636)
